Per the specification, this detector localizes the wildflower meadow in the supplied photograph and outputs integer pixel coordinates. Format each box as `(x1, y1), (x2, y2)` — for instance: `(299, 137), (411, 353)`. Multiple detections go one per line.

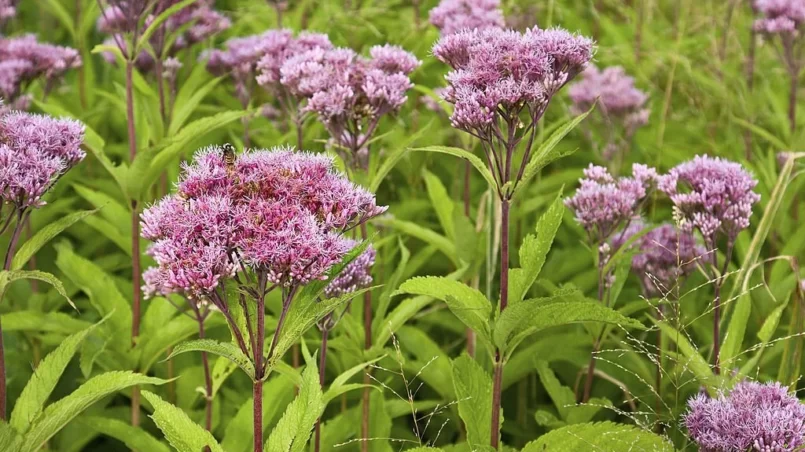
(2, 0), (805, 451)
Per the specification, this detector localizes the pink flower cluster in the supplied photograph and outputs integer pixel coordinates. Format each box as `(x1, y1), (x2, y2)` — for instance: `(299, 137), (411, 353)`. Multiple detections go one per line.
(0, 0), (15, 21)
(754, 0), (805, 35)
(613, 222), (704, 296)
(565, 164), (658, 242)
(324, 241), (376, 298)
(142, 146), (386, 298)
(429, 0), (505, 35)
(685, 381), (805, 452)
(569, 65), (649, 128)
(0, 110), (86, 208)
(0, 35), (81, 106)
(659, 155), (760, 241)
(206, 29), (330, 108)
(280, 44), (420, 158)
(433, 27), (593, 133)
(100, 0), (229, 71)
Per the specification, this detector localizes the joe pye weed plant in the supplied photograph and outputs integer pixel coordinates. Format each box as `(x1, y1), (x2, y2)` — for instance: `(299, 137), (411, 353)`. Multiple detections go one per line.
(3, 0), (805, 451)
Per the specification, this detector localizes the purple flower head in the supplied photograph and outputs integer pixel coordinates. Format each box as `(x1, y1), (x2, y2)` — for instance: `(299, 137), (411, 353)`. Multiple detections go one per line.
(433, 27), (593, 136)
(565, 163), (658, 242)
(100, 0), (228, 71)
(143, 145), (387, 294)
(255, 31), (333, 90)
(659, 155), (760, 241)
(613, 222), (704, 297)
(0, 35), (81, 102)
(429, 0), (505, 35)
(0, 111), (85, 208)
(280, 45), (420, 164)
(142, 195), (238, 298)
(324, 241), (375, 298)
(684, 380), (805, 452)
(754, 0), (805, 35)
(0, 0), (16, 21)
(569, 65), (649, 121)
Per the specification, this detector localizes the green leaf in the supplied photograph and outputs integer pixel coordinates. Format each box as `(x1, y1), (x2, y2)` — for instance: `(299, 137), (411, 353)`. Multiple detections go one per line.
(265, 360), (324, 452)
(222, 376), (295, 452)
(423, 170), (455, 241)
(77, 415), (170, 452)
(516, 107), (593, 196)
(0, 311), (91, 335)
(324, 356), (383, 405)
(139, 314), (225, 372)
(653, 320), (719, 392)
(410, 145), (498, 191)
(142, 390), (224, 452)
(10, 319), (105, 433)
(0, 420), (22, 452)
(394, 276), (492, 346)
(43, 0), (76, 40)
(369, 147), (408, 192)
(374, 217), (457, 264)
(494, 300), (644, 355)
(10, 209), (97, 271)
(508, 191), (564, 305)
(270, 287), (371, 373)
(535, 361), (575, 420)
(452, 355), (494, 448)
(167, 339), (255, 380)
(128, 110), (247, 200)
(169, 75), (224, 135)
(0, 270), (75, 310)
(136, 0), (200, 52)
(20, 372), (167, 452)
(522, 421), (674, 451)
(55, 244), (133, 355)
(722, 155), (797, 367)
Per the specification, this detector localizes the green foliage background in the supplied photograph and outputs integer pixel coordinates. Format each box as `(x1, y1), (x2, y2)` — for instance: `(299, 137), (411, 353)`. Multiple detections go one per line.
(1, 0), (804, 451)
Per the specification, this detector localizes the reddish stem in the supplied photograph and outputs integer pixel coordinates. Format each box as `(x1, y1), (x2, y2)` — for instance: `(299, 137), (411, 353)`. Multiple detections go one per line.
(314, 320), (331, 452)
(253, 380), (263, 452)
(490, 199), (510, 449)
(360, 222), (372, 452)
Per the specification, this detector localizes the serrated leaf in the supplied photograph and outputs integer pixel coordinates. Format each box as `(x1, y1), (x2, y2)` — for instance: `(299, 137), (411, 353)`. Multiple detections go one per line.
(167, 339), (255, 380)
(10, 319), (105, 433)
(494, 300), (644, 356)
(452, 355), (494, 448)
(78, 415), (170, 452)
(265, 360), (324, 452)
(508, 191), (564, 305)
(522, 421), (673, 452)
(394, 276), (492, 346)
(20, 372), (167, 452)
(410, 145), (498, 192)
(142, 390), (224, 452)
(10, 209), (97, 271)
(0, 420), (22, 452)
(0, 270), (75, 310)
